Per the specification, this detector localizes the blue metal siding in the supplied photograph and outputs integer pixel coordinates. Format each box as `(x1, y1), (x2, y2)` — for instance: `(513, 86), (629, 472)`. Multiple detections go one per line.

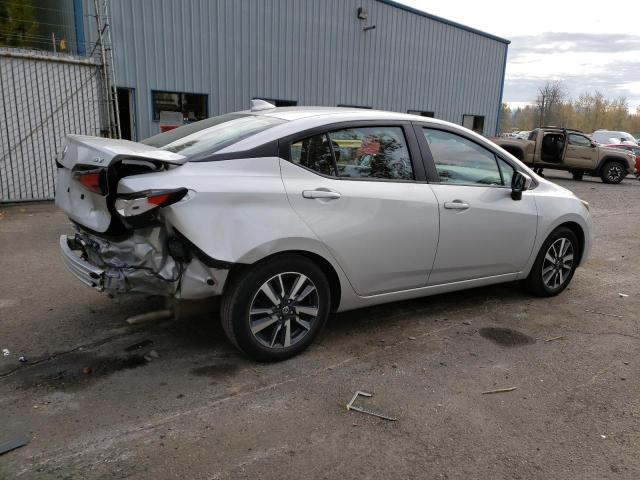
(104, 0), (508, 139)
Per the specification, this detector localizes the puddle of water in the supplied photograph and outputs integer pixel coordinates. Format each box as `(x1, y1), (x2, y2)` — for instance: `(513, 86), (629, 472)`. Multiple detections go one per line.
(479, 327), (535, 347)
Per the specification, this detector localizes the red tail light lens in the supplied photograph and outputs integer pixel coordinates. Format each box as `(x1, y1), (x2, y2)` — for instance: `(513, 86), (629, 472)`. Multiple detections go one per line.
(115, 188), (188, 217)
(73, 168), (105, 195)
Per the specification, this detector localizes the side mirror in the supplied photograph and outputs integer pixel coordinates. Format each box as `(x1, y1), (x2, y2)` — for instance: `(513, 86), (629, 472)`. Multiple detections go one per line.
(511, 171), (532, 200)
(591, 142), (597, 148)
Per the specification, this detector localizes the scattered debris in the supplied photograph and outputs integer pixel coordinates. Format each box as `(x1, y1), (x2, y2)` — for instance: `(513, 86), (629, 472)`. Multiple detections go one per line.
(481, 387), (517, 395)
(125, 309), (173, 325)
(545, 336), (564, 342)
(584, 309), (623, 318)
(2, 349), (9, 356)
(618, 293), (628, 298)
(408, 336), (416, 340)
(18, 356), (27, 363)
(462, 320), (472, 325)
(623, 361), (629, 365)
(0, 436), (29, 456)
(143, 350), (160, 361)
(124, 339), (153, 352)
(346, 391), (397, 421)
(83, 367), (92, 375)
(601, 435), (607, 439)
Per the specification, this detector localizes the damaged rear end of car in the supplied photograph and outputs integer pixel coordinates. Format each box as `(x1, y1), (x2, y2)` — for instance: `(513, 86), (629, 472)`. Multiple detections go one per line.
(56, 134), (229, 300)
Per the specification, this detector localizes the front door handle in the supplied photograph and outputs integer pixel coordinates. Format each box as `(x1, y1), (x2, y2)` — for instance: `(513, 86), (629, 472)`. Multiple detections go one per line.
(443, 200), (470, 210)
(302, 189), (341, 200)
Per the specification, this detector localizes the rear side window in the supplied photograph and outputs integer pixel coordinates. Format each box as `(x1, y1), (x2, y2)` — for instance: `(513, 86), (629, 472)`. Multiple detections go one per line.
(290, 126), (414, 181)
(422, 128), (504, 186)
(291, 134), (336, 176)
(142, 113), (285, 158)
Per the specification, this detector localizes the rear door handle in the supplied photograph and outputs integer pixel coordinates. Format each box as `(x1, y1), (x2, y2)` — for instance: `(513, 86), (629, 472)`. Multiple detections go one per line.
(302, 189), (341, 200)
(443, 200), (470, 210)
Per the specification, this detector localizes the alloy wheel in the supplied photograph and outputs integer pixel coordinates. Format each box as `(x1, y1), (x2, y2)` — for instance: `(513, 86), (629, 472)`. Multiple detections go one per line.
(541, 238), (574, 290)
(606, 164), (624, 183)
(248, 272), (320, 349)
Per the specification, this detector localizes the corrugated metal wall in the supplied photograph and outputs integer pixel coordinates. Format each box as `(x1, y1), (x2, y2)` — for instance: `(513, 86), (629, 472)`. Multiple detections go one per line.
(104, 0), (508, 139)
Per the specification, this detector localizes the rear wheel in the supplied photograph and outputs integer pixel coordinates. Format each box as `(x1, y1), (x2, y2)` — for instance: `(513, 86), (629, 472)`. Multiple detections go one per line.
(220, 255), (330, 361)
(600, 161), (626, 184)
(524, 227), (579, 297)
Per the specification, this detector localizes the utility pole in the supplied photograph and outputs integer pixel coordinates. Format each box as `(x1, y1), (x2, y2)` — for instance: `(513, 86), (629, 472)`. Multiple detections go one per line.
(93, 0), (121, 139)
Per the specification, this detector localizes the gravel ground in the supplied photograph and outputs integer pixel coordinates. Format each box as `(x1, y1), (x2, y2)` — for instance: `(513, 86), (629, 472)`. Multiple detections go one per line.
(1, 171), (639, 479)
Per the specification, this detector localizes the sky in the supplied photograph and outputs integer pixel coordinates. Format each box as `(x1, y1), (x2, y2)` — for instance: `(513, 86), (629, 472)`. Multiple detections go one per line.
(396, 0), (640, 111)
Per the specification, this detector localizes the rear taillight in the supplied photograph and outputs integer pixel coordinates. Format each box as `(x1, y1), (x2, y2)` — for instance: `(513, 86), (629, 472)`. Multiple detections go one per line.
(115, 188), (188, 217)
(73, 168), (106, 195)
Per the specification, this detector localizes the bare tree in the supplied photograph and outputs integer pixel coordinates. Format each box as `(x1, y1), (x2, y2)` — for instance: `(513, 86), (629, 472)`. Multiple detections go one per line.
(536, 81), (566, 127)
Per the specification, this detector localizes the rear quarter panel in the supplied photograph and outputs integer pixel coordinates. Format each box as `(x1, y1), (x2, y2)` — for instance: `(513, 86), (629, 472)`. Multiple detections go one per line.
(117, 157), (358, 302)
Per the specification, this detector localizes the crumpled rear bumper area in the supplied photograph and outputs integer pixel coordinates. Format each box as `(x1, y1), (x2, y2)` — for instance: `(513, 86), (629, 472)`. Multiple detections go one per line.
(59, 227), (228, 299)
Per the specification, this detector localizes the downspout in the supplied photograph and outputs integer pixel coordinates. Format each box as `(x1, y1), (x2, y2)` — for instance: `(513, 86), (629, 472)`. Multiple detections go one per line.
(73, 0), (86, 56)
(495, 43), (509, 135)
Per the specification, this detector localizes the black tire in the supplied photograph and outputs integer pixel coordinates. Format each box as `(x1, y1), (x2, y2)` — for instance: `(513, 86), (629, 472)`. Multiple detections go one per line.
(600, 161), (626, 184)
(220, 254), (330, 362)
(571, 171), (583, 181)
(523, 227), (579, 297)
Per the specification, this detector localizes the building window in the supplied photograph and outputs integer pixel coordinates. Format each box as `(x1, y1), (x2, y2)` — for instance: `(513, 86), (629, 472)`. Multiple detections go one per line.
(152, 91), (208, 122)
(462, 115), (485, 134)
(254, 97), (297, 107)
(337, 104), (372, 109)
(408, 110), (434, 117)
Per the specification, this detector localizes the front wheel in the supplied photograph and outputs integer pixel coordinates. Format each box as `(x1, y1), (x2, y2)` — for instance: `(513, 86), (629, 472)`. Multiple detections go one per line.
(523, 227), (579, 297)
(600, 161), (626, 184)
(220, 255), (331, 361)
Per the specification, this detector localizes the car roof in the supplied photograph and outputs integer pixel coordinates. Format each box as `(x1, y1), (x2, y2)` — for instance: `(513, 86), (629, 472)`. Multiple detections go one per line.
(237, 105), (448, 124)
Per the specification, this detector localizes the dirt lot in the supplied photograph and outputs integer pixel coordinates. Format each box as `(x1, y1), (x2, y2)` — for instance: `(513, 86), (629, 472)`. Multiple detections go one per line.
(1, 171), (639, 479)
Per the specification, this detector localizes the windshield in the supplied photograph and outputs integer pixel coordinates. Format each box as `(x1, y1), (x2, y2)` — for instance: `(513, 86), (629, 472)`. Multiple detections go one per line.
(142, 113), (286, 158)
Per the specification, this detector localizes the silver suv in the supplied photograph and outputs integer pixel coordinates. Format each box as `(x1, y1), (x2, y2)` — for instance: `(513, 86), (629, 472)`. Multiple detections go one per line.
(56, 103), (593, 361)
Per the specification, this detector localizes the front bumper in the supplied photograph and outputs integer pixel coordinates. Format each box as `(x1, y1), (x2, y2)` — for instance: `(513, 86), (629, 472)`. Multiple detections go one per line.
(59, 235), (106, 291)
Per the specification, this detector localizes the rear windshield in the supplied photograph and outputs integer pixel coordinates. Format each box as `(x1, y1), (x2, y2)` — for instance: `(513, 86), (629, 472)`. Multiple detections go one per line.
(141, 113), (286, 158)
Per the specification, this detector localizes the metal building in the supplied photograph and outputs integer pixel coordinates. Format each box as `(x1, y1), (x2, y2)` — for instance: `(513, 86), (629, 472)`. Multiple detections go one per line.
(101, 0), (509, 140)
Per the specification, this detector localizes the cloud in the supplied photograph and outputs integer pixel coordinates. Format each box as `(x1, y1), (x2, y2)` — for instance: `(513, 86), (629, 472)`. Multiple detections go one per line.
(503, 32), (640, 109)
(509, 32), (640, 56)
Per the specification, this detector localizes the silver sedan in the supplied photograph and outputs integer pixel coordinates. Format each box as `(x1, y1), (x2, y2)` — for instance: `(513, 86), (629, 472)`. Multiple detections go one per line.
(56, 102), (592, 361)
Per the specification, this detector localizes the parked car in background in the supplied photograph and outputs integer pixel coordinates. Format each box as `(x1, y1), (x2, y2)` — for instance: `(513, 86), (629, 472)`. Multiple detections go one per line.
(514, 131), (530, 140)
(56, 104), (593, 361)
(495, 127), (636, 183)
(592, 130), (639, 145)
(606, 143), (640, 178)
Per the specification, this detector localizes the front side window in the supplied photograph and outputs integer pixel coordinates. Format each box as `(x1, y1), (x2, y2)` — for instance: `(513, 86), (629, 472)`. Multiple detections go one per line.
(289, 126), (414, 181)
(152, 91), (208, 122)
(568, 133), (592, 146)
(423, 128), (503, 186)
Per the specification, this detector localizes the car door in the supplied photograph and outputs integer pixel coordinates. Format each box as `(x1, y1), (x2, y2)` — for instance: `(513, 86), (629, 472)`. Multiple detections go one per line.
(417, 126), (538, 285)
(279, 123), (440, 296)
(564, 133), (598, 169)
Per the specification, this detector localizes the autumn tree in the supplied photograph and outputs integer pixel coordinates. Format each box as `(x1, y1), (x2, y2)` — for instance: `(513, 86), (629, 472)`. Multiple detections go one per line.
(0, 0), (39, 48)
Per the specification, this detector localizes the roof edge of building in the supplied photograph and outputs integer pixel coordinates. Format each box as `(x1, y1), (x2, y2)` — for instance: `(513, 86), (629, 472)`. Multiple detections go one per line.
(376, 0), (511, 45)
